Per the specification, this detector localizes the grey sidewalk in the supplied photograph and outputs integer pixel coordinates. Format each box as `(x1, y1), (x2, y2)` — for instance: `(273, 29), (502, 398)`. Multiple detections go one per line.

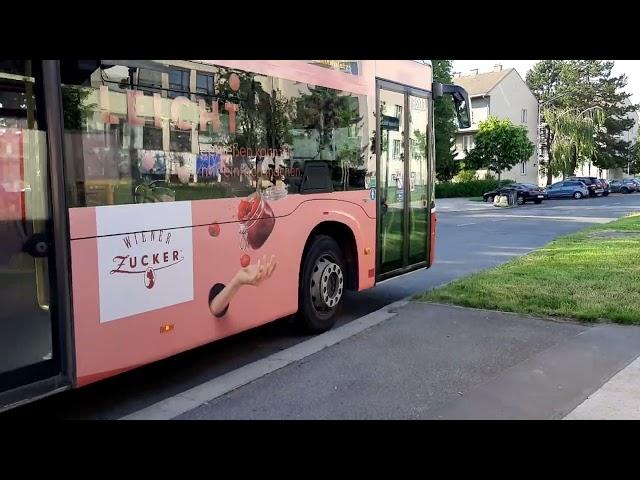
(169, 302), (640, 420)
(436, 197), (493, 212)
(564, 357), (640, 420)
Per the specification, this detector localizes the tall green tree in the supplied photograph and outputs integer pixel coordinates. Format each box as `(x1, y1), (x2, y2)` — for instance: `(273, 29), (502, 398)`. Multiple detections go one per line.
(527, 60), (637, 182)
(526, 60), (567, 107)
(432, 60), (459, 181)
(543, 107), (604, 178)
(526, 60), (568, 184)
(465, 116), (534, 182)
(561, 61), (635, 172)
(629, 131), (640, 175)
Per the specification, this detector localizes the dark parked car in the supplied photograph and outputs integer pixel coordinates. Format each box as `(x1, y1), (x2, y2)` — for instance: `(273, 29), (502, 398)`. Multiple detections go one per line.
(544, 180), (589, 199)
(483, 182), (546, 205)
(609, 179), (637, 193)
(566, 176), (604, 197)
(599, 178), (610, 196)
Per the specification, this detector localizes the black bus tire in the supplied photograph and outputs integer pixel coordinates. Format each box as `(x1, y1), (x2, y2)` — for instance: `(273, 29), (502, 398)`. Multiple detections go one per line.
(298, 235), (346, 334)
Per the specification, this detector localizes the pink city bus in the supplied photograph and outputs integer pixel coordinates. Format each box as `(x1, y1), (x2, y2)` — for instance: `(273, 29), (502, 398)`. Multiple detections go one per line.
(0, 60), (470, 411)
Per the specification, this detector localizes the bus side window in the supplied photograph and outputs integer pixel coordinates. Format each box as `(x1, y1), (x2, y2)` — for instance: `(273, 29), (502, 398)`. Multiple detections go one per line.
(284, 162), (303, 194)
(300, 161), (333, 194)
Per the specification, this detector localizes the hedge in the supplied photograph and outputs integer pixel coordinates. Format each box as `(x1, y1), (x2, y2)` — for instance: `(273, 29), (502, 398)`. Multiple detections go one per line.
(435, 179), (514, 198)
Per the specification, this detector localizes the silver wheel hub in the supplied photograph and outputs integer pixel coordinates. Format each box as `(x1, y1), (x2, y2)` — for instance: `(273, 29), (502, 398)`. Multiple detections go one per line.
(311, 256), (344, 311)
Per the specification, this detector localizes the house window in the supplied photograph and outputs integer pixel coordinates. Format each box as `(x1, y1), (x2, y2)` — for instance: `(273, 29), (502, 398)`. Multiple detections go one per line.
(168, 69), (190, 98)
(463, 134), (474, 151)
(521, 161), (527, 175)
(521, 109), (527, 123)
(196, 73), (215, 96)
(393, 139), (401, 159)
(395, 105), (403, 120)
(137, 68), (163, 96)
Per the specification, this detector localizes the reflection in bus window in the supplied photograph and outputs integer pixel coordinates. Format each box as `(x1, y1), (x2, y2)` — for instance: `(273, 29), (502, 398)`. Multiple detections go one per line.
(60, 60), (374, 208)
(0, 60), (54, 377)
(408, 94), (430, 264)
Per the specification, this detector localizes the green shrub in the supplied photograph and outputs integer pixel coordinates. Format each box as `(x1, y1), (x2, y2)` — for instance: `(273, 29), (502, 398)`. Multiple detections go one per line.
(435, 179), (514, 198)
(453, 169), (477, 183)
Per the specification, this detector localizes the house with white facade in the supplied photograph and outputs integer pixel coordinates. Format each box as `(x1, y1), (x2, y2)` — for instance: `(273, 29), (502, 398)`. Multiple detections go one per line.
(452, 65), (540, 185)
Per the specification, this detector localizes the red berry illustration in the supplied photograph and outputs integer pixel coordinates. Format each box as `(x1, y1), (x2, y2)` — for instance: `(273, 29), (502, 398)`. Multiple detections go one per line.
(240, 254), (250, 267)
(208, 223), (220, 237)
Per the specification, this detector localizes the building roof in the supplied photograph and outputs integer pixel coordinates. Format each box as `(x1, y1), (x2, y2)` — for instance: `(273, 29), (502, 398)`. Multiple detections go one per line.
(453, 68), (514, 97)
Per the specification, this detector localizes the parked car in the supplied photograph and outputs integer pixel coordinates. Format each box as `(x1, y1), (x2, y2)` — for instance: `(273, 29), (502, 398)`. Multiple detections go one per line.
(544, 180), (589, 199)
(483, 182), (546, 204)
(609, 179), (637, 194)
(566, 176), (604, 197)
(628, 178), (640, 190)
(598, 178), (610, 196)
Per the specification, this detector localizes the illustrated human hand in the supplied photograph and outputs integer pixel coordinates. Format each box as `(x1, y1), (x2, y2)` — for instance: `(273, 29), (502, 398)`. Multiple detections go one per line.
(209, 254), (277, 318)
(233, 254), (277, 287)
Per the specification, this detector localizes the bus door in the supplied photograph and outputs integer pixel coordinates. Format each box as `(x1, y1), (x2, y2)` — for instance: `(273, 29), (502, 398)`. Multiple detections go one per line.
(376, 80), (432, 281)
(0, 61), (72, 410)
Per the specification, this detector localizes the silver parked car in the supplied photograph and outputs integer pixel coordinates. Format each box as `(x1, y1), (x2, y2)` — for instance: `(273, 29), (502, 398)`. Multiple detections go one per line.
(543, 180), (589, 199)
(609, 179), (637, 194)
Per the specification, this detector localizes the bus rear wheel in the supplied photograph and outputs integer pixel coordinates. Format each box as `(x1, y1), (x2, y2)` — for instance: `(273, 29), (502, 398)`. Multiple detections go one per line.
(298, 235), (345, 333)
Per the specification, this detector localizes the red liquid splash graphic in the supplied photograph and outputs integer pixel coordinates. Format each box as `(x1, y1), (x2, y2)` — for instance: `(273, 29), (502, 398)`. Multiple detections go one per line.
(238, 193), (275, 250)
(145, 267), (156, 289)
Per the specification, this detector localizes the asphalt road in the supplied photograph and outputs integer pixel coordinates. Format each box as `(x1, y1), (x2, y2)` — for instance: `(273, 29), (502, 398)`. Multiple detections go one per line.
(4, 193), (640, 419)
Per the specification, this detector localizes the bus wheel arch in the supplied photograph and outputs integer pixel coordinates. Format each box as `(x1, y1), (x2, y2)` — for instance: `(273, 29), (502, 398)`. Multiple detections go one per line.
(301, 221), (359, 292)
(297, 222), (358, 333)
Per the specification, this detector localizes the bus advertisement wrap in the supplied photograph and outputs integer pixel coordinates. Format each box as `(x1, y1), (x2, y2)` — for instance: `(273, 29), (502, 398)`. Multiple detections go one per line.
(96, 202), (194, 322)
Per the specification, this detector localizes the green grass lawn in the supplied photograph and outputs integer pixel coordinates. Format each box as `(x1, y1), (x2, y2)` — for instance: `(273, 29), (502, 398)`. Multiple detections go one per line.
(420, 213), (640, 324)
